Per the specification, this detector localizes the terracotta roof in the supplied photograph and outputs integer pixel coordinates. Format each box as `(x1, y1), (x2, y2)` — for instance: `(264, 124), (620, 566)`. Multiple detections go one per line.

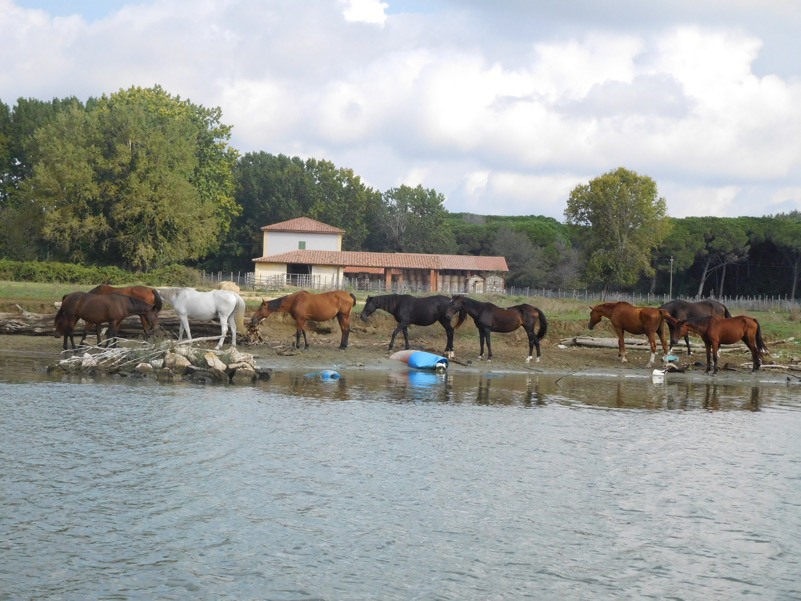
(254, 250), (508, 272)
(261, 217), (345, 234)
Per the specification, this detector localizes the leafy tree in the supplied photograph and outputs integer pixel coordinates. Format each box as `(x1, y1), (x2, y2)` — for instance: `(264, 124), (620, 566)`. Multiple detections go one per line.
(378, 184), (455, 254)
(759, 212), (801, 299)
(491, 226), (545, 287)
(564, 167), (671, 295)
(212, 153), (382, 270)
(685, 217), (749, 297)
(15, 86), (238, 269)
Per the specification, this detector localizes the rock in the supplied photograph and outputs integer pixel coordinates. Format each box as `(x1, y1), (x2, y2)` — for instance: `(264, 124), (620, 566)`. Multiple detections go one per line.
(165, 352), (192, 370)
(135, 362), (154, 374)
(231, 367), (257, 384)
(204, 351), (227, 372)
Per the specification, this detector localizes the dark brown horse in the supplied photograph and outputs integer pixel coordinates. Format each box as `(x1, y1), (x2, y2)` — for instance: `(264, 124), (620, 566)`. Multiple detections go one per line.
(659, 299), (731, 355)
(444, 295), (548, 363)
(360, 294), (467, 356)
(86, 284), (163, 343)
(666, 315), (769, 374)
(588, 301), (671, 367)
(55, 292), (160, 350)
(250, 290), (357, 349)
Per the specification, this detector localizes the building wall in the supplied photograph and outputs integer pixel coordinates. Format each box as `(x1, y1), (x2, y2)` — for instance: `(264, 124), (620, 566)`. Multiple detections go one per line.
(255, 262), (287, 280)
(263, 231), (341, 255)
(311, 264), (342, 286)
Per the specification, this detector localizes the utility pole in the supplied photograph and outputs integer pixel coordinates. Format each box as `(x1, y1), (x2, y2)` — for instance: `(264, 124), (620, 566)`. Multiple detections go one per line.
(669, 256), (674, 299)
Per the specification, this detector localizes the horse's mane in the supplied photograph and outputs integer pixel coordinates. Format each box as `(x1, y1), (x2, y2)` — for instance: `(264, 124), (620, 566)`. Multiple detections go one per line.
(267, 293), (297, 312)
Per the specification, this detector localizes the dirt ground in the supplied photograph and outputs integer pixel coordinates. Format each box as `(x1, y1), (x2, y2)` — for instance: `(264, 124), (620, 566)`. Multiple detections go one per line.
(6, 308), (800, 382)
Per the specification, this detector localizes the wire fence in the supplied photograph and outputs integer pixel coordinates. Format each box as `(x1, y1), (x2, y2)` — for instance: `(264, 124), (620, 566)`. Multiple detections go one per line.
(201, 271), (801, 313)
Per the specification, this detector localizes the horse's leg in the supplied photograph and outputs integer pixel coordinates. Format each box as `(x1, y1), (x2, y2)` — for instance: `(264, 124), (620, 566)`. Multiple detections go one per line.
(684, 334), (693, 356)
(745, 334), (760, 371)
(616, 327), (627, 362)
(335, 313), (350, 349)
(228, 313), (237, 348)
(295, 316), (308, 349)
(704, 341), (714, 374)
(645, 332), (657, 368)
(216, 312), (229, 349)
(388, 323), (403, 350)
(658, 325), (669, 362)
(526, 327), (540, 364)
(477, 328), (486, 360)
(442, 320), (455, 356)
(485, 329), (493, 361)
(139, 315), (150, 339)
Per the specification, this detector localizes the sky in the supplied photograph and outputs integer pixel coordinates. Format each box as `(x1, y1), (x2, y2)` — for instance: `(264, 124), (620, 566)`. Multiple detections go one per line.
(2, 0), (800, 222)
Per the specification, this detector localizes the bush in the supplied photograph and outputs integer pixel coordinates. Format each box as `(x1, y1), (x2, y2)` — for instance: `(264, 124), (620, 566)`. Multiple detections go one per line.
(0, 259), (203, 287)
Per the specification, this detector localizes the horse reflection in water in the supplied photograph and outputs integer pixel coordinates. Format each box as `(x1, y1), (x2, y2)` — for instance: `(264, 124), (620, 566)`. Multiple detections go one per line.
(588, 301), (671, 367)
(667, 314), (769, 374)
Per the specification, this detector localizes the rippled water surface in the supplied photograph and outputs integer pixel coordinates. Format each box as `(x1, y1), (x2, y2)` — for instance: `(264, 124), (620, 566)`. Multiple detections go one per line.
(2, 363), (801, 600)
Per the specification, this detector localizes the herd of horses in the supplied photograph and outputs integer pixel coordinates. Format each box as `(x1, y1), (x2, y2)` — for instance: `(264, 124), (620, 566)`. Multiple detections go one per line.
(53, 286), (769, 374)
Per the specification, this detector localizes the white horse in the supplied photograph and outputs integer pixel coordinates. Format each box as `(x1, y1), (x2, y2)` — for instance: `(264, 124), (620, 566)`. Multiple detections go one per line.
(158, 287), (247, 349)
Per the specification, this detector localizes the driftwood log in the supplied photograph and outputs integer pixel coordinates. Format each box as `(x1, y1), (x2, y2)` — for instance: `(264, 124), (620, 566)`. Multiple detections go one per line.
(0, 308), (234, 339)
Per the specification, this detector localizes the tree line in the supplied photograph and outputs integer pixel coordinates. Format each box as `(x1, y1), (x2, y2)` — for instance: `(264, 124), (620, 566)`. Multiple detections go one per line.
(1, 87), (800, 299)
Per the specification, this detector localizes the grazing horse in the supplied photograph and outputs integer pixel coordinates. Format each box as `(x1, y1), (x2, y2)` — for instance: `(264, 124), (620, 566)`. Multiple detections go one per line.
(659, 299), (731, 355)
(360, 294), (467, 355)
(158, 287), (247, 349)
(250, 290), (357, 349)
(666, 315), (769, 374)
(85, 284), (163, 343)
(54, 292), (160, 350)
(588, 301), (671, 367)
(444, 295), (548, 363)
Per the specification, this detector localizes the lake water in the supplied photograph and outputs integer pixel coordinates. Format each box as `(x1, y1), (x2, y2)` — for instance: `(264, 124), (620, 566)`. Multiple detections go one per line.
(2, 358), (801, 600)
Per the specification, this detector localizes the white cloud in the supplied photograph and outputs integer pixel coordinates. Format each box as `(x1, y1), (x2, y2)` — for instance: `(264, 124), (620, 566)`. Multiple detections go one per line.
(1, 0), (801, 220)
(342, 0), (387, 26)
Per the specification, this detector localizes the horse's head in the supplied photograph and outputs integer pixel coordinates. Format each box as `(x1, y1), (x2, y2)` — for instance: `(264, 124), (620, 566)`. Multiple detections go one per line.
(250, 299), (270, 325)
(360, 296), (376, 321)
(144, 306), (161, 334)
(588, 305), (603, 330)
(444, 295), (464, 320)
(669, 319), (691, 346)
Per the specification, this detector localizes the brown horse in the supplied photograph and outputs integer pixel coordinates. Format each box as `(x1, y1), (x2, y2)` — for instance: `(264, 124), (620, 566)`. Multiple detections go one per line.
(444, 295), (548, 363)
(659, 299), (731, 355)
(666, 315), (769, 374)
(588, 301), (671, 367)
(250, 290), (357, 349)
(86, 284), (163, 343)
(55, 292), (160, 350)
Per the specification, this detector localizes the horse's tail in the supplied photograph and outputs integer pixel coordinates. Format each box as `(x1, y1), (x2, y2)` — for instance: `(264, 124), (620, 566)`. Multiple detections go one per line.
(349, 293), (357, 311)
(724, 306), (732, 318)
(535, 307), (548, 340)
(151, 288), (163, 312)
(754, 319), (769, 356)
(234, 294), (247, 336)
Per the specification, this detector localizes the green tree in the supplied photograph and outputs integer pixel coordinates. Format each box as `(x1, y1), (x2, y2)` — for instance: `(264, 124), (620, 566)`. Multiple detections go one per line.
(685, 217), (749, 297)
(378, 184), (455, 254)
(16, 86), (238, 269)
(564, 167), (671, 294)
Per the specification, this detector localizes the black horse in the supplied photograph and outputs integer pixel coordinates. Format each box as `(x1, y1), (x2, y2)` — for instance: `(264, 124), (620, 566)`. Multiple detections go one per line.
(445, 295), (548, 363)
(360, 294), (467, 354)
(659, 299), (731, 355)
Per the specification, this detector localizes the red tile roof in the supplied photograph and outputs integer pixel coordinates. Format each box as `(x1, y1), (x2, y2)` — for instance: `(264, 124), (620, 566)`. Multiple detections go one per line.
(261, 217), (345, 234)
(254, 250), (508, 272)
